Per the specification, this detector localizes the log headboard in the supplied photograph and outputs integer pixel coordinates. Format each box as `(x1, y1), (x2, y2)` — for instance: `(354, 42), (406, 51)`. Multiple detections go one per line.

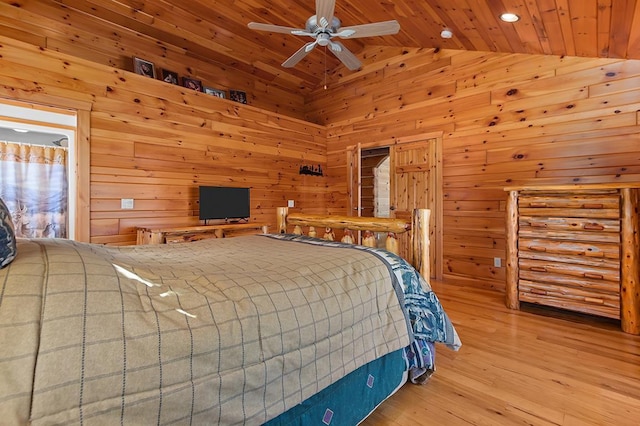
(276, 207), (431, 279)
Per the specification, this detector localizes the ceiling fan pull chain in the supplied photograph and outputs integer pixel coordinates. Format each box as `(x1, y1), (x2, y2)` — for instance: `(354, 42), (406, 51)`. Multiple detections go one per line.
(324, 46), (328, 90)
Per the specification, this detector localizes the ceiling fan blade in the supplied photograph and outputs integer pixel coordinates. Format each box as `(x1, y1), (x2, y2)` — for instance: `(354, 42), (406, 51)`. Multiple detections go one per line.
(315, 0), (336, 25)
(334, 20), (401, 39)
(282, 42), (317, 68)
(248, 22), (305, 35)
(305, 40), (319, 52)
(328, 41), (362, 71)
(291, 30), (317, 37)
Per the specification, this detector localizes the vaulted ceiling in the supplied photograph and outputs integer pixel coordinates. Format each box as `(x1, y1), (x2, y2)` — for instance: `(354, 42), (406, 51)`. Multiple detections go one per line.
(46, 0), (640, 91)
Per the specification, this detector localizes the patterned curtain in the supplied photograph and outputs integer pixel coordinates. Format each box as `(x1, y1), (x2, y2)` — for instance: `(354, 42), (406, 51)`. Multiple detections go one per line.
(0, 141), (68, 238)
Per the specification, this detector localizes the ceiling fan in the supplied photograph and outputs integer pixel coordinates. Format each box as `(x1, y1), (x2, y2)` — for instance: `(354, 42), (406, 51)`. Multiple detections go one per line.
(247, 0), (400, 71)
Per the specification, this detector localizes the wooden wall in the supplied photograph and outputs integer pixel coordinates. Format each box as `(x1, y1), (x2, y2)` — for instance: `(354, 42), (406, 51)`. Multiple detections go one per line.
(307, 47), (640, 290)
(0, 35), (327, 245)
(3, 0), (640, 290)
(0, 0), (307, 119)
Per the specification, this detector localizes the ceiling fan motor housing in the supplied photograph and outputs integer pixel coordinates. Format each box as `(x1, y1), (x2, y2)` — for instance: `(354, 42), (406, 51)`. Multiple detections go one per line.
(305, 15), (341, 34)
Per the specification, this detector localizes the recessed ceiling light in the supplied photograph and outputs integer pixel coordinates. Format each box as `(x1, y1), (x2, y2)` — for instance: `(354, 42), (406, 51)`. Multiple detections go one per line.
(440, 28), (453, 39)
(500, 13), (520, 23)
(12, 128), (28, 133)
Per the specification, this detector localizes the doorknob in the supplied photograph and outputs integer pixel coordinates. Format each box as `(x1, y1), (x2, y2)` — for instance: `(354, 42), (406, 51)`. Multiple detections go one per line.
(389, 206), (395, 211)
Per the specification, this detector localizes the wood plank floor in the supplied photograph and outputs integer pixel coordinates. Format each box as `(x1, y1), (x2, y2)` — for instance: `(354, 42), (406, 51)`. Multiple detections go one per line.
(362, 281), (640, 425)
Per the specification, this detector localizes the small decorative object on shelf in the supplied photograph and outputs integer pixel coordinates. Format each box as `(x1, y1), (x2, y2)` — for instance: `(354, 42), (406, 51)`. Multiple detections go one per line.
(299, 164), (323, 176)
(133, 57), (155, 78)
(229, 90), (247, 104)
(161, 69), (179, 85)
(204, 87), (226, 98)
(182, 77), (203, 92)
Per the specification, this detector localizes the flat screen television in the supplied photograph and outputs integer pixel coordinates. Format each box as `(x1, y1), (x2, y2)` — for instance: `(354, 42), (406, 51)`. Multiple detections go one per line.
(199, 186), (250, 223)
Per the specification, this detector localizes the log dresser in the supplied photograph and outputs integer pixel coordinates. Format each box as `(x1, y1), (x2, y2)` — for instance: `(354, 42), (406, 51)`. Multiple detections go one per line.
(504, 184), (640, 335)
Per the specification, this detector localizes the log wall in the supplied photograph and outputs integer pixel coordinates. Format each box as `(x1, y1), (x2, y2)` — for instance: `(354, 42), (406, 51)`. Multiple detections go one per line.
(0, 35), (327, 245)
(307, 47), (640, 290)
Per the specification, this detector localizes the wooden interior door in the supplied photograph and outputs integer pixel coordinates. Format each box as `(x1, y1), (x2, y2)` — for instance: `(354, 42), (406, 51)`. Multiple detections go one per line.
(390, 138), (441, 278)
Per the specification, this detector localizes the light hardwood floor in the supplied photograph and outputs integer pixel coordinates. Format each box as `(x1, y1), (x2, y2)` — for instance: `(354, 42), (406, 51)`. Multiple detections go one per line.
(362, 281), (640, 425)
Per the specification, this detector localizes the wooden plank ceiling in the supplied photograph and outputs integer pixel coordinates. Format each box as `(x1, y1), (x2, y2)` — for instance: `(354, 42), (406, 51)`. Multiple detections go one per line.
(36, 0), (640, 92)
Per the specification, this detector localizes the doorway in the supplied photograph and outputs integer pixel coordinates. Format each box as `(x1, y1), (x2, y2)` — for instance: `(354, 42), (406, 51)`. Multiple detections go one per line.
(348, 137), (443, 278)
(0, 100), (77, 239)
(361, 147), (390, 248)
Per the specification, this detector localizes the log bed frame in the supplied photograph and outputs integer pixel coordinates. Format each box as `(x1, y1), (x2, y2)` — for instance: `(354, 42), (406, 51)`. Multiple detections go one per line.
(277, 207), (431, 279)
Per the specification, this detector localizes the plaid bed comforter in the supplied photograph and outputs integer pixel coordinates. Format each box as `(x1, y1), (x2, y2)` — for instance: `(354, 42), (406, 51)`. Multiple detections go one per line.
(0, 234), (459, 425)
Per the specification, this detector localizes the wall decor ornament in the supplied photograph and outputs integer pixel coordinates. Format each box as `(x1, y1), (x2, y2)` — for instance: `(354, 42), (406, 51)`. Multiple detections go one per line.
(133, 57), (156, 78)
(204, 87), (226, 98)
(299, 164), (323, 176)
(229, 90), (247, 104)
(182, 77), (203, 92)
(161, 69), (179, 85)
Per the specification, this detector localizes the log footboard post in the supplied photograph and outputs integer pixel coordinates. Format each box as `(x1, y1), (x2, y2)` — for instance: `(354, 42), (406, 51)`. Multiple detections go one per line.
(342, 229), (354, 244)
(412, 209), (431, 280)
(362, 230), (376, 248)
(505, 190), (520, 310)
(277, 207), (288, 233)
(621, 188), (640, 335)
(324, 228), (335, 241)
(385, 233), (399, 256)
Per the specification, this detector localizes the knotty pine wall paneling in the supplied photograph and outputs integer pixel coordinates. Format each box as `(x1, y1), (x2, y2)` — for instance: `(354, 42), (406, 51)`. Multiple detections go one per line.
(0, 0), (306, 119)
(308, 47), (640, 290)
(0, 35), (327, 245)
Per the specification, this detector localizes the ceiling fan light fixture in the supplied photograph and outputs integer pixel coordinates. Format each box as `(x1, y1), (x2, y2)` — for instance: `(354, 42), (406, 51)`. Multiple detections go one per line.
(317, 33), (331, 46)
(500, 13), (520, 23)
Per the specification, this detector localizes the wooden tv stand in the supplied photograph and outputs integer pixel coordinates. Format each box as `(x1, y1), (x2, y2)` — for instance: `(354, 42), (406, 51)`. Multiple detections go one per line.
(136, 222), (269, 245)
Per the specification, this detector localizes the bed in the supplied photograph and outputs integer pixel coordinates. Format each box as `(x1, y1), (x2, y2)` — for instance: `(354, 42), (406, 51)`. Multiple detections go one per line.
(0, 201), (460, 425)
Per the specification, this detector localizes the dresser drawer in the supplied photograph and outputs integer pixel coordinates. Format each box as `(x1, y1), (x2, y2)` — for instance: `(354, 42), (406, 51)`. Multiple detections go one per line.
(519, 279), (620, 319)
(518, 190), (620, 210)
(519, 191), (620, 216)
(519, 216), (620, 238)
(519, 257), (619, 283)
(519, 250), (619, 269)
(519, 270), (619, 294)
(519, 237), (620, 259)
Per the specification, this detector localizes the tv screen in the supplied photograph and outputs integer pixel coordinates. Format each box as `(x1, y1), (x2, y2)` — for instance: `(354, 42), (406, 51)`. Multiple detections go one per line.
(199, 186), (250, 222)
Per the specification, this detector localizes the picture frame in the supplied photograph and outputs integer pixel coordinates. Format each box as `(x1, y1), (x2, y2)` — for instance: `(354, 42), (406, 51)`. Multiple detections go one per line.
(204, 86), (226, 99)
(133, 57), (156, 79)
(229, 90), (247, 104)
(182, 77), (203, 92)
(161, 69), (179, 85)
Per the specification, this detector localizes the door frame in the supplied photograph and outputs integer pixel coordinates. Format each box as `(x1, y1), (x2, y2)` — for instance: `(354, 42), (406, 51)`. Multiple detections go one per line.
(347, 131), (443, 279)
(0, 95), (91, 242)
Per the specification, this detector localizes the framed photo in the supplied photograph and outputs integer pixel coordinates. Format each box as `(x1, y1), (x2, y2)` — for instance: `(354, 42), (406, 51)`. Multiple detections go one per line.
(133, 57), (156, 78)
(182, 77), (203, 92)
(229, 90), (247, 104)
(161, 69), (179, 85)
(204, 86), (226, 99)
